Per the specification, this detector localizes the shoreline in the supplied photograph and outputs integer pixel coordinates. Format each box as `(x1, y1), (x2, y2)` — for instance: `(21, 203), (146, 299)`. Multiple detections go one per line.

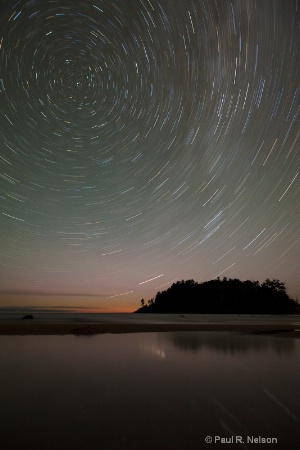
(0, 322), (299, 336)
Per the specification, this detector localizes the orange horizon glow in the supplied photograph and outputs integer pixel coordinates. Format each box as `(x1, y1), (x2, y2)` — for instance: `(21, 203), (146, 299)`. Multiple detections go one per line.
(0, 293), (139, 313)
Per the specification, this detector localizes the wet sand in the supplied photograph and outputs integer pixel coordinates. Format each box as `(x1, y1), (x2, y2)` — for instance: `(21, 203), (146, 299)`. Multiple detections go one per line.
(0, 322), (299, 336)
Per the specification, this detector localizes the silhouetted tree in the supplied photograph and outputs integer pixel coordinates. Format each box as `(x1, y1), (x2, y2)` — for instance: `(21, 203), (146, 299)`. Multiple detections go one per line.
(262, 278), (287, 294)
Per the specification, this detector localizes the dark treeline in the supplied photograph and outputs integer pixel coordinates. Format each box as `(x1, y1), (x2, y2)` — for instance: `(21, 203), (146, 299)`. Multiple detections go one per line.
(136, 278), (298, 314)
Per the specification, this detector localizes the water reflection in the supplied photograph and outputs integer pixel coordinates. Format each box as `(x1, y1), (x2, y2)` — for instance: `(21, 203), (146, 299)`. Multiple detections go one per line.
(166, 331), (296, 354)
(139, 340), (166, 359)
(0, 332), (299, 450)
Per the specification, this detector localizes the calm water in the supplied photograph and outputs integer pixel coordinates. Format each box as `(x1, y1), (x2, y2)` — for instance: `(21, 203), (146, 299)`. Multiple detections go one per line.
(1, 331), (299, 450)
(1, 312), (300, 325)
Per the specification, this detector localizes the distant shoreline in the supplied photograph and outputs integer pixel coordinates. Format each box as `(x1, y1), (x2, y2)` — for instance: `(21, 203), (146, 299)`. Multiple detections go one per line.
(0, 322), (299, 337)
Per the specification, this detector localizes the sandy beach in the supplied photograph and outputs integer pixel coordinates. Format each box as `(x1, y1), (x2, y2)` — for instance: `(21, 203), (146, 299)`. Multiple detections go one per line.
(0, 321), (299, 336)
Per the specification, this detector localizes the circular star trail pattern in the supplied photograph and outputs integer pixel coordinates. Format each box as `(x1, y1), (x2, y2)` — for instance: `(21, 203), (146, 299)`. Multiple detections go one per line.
(0, 0), (299, 309)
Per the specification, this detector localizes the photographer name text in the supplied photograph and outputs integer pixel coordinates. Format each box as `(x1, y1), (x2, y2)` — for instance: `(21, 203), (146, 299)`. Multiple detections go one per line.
(205, 435), (277, 444)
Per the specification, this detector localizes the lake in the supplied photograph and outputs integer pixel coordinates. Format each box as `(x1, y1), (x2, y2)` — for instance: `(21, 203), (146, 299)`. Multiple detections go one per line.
(1, 330), (299, 449)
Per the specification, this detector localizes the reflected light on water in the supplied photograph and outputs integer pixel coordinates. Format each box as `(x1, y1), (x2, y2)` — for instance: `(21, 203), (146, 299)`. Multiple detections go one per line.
(139, 342), (166, 359)
(0, 331), (299, 450)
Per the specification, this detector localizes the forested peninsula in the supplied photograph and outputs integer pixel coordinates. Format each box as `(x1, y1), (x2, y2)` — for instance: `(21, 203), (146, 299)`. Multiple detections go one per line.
(135, 278), (299, 314)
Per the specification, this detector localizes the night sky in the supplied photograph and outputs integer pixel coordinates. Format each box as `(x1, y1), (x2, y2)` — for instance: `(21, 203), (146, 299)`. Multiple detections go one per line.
(0, 0), (299, 312)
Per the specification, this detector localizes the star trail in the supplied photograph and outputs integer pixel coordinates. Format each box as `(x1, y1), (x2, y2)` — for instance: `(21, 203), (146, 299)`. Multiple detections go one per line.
(0, 0), (299, 311)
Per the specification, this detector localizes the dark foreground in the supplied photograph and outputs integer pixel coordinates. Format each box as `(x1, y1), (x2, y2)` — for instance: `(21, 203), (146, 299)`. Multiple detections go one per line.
(1, 330), (300, 450)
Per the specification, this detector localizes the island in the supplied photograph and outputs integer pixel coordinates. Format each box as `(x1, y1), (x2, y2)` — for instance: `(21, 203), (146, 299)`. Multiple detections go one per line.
(135, 278), (299, 314)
